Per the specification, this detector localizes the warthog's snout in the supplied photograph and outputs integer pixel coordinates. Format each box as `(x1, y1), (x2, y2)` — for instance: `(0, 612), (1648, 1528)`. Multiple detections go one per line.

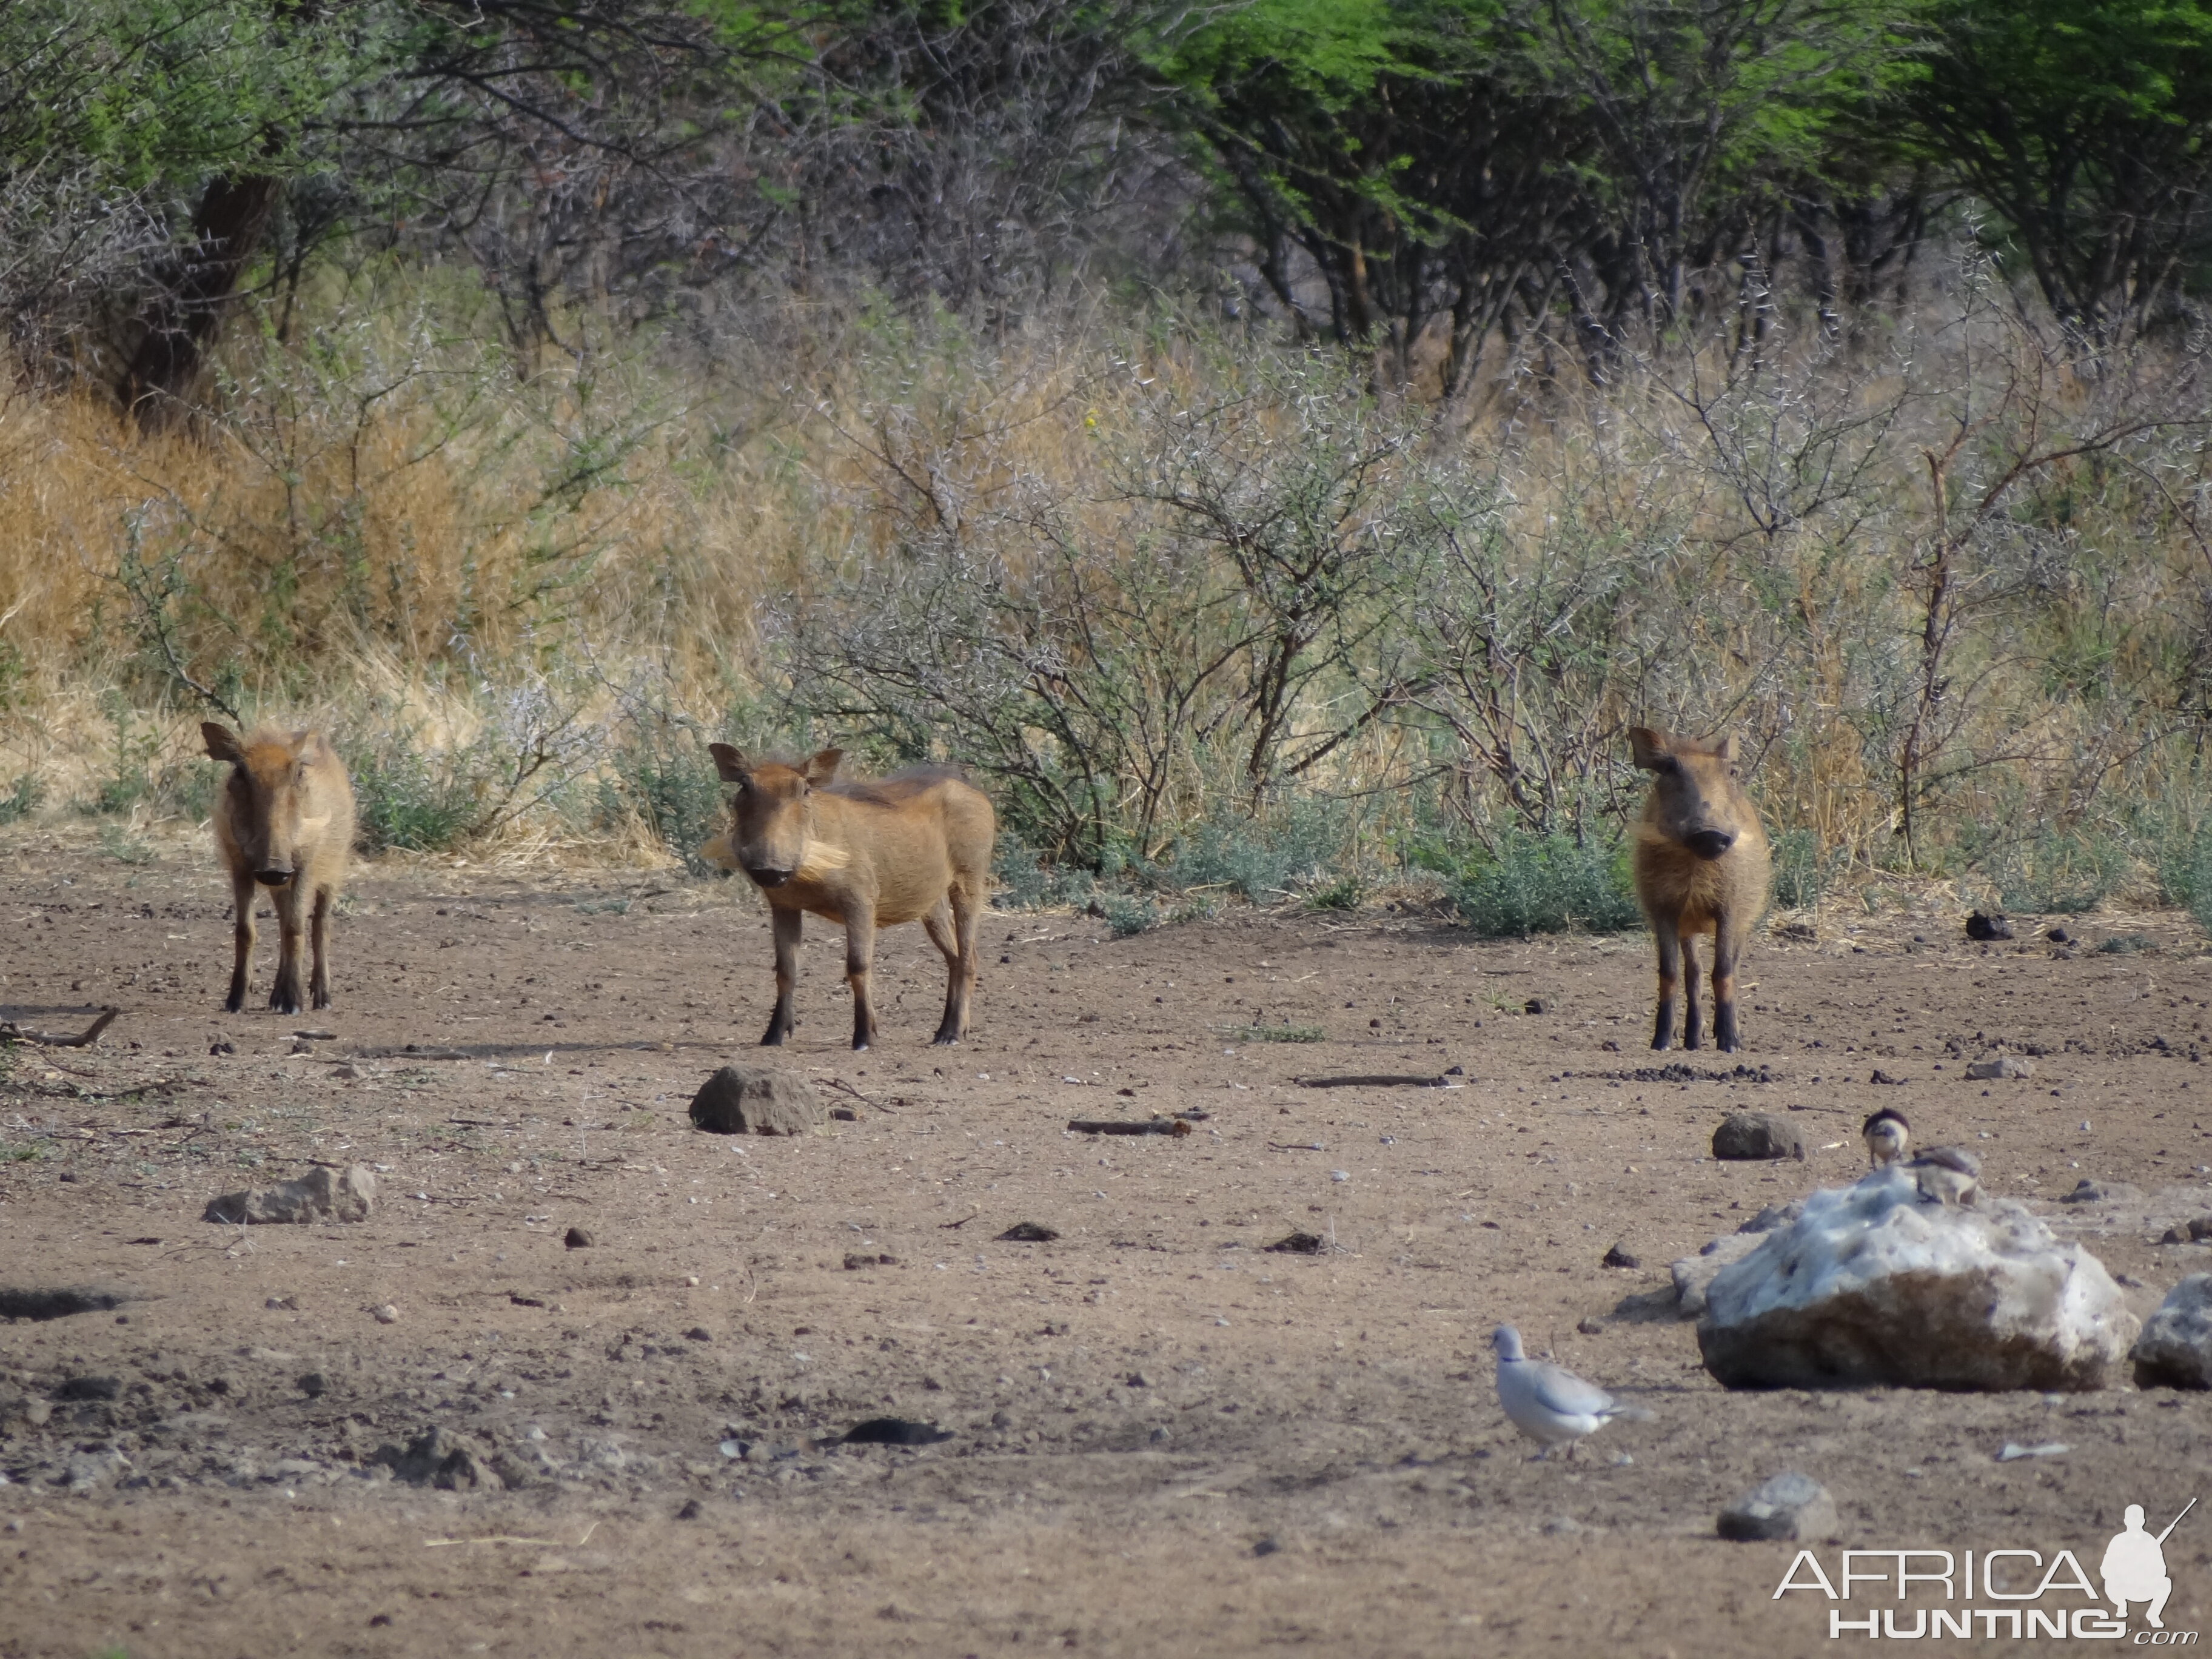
(255, 866), (293, 887)
(745, 864), (794, 888)
(1683, 828), (1734, 861)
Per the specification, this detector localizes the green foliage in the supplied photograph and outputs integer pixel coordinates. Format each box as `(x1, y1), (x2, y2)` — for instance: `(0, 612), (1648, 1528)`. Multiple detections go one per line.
(351, 732), (489, 854)
(1099, 891), (1161, 937)
(1771, 827), (1838, 910)
(1305, 874), (1364, 911)
(96, 822), (154, 865)
(1966, 825), (2129, 914)
(0, 772), (43, 824)
(1447, 831), (1640, 938)
(595, 729), (728, 879)
(2159, 823), (2212, 936)
(2097, 931), (2152, 954)
(1168, 797), (1350, 903)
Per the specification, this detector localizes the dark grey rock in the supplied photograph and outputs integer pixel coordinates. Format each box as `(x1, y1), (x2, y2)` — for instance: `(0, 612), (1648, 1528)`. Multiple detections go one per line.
(1966, 911), (2015, 941)
(1719, 1472), (1840, 1541)
(563, 1227), (594, 1248)
(689, 1066), (823, 1136)
(2133, 1275), (2212, 1389)
(1712, 1112), (1805, 1162)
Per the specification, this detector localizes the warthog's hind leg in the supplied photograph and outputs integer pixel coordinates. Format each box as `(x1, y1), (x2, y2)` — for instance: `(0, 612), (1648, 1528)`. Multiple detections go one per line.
(762, 907), (802, 1045)
(844, 910), (879, 1050)
(923, 886), (979, 1044)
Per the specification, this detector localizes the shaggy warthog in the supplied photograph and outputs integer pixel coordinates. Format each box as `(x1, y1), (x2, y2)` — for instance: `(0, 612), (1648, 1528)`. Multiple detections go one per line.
(201, 723), (357, 1014)
(1630, 726), (1771, 1053)
(702, 746), (994, 1050)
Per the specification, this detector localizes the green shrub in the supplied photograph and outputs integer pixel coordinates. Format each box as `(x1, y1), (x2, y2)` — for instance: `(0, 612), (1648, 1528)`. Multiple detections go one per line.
(1305, 874), (1364, 911)
(1099, 891), (1159, 936)
(2161, 824), (2212, 936)
(1450, 831), (1640, 937)
(2097, 932), (2151, 954)
(1224, 1022), (1324, 1042)
(596, 731), (728, 877)
(1170, 798), (1347, 903)
(1971, 827), (2128, 914)
(0, 772), (41, 823)
(992, 836), (1096, 910)
(352, 733), (488, 853)
(1771, 827), (1837, 910)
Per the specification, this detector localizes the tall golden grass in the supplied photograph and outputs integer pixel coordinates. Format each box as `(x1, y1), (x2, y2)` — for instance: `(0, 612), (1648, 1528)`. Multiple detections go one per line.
(0, 259), (2205, 906)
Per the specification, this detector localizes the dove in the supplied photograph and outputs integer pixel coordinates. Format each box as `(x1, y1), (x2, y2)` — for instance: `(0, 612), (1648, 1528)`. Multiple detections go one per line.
(1491, 1326), (1651, 1460)
(1862, 1107), (1910, 1170)
(1906, 1145), (1981, 1208)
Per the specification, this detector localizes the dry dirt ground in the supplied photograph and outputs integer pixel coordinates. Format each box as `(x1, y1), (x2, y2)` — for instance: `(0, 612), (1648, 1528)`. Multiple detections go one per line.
(6, 824), (2212, 1657)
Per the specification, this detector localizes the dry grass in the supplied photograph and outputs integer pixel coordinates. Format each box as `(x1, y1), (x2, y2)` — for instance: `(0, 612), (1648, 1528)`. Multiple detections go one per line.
(0, 264), (2206, 913)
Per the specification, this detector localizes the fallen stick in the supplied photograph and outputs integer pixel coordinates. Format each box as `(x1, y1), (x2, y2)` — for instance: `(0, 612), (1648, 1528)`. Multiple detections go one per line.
(1294, 1072), (1461, 1088)
(1068, 1118), (1192, 1136)
(0, 1008), (120, 1048)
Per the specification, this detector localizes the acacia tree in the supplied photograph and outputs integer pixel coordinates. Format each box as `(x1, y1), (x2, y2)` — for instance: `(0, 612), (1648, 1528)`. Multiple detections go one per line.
(1907, 0), (2212, 341)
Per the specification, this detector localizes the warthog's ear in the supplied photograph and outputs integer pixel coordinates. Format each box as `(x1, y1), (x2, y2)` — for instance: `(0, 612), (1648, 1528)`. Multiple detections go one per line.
(1709, 734), (1739, 766)
(708, 743), (751, 783)
(802, 748), (844, 785)
(1628, 727), (1670, 770)
(201, 722), (244, 763)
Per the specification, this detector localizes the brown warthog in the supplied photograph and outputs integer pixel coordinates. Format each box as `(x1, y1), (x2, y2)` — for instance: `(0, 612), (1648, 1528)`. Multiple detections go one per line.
(1629, 726), (1771, 1053)
(702, 746), (994, 1049)
(202, 723), (357, 1014)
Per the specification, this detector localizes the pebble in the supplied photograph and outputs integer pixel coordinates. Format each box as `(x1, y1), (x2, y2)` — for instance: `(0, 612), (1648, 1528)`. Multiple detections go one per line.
(372, 1304), (399, 1325)
(565, 1228), (594, 1249)
(1718, 1472), (1840, 1542)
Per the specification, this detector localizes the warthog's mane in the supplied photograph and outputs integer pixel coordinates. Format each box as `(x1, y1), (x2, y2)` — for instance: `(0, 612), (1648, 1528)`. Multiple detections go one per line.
(822, 765), (970, 806)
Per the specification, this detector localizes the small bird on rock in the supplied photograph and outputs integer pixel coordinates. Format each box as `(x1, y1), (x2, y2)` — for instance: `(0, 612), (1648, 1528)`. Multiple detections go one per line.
(1907, 1145), (1981, 1208)
(1491, 1326), (1651, 1460)
(1862, 1107), (1910, 1170)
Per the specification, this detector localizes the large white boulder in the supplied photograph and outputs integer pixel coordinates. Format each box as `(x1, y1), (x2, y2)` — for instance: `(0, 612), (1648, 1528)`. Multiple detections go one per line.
(1698, 1167), (2137, 1392)
(2133, 1275), (2212, 1389)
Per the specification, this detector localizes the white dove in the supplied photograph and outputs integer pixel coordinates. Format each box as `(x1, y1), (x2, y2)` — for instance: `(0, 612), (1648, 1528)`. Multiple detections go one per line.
(1491, 1325), (1651, 1460)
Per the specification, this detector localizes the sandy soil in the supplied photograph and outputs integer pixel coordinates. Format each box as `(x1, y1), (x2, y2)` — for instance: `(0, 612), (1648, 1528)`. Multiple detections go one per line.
(5, 824), (2212, 1657)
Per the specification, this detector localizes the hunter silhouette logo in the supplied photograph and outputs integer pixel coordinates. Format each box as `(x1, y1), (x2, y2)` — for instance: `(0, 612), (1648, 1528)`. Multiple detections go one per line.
(1772, 1496), (2202, 1641)
(2104, 1500), (2196, 1631)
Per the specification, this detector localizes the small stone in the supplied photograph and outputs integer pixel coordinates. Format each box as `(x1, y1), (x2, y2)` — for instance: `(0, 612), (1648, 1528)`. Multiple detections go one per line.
(684, 1327), (712, 1343)
(297, 1373), (327, 1398)
(1126, 1371), (1153, 1388)
(2048, 927), (2070, 945)
(830, 1106), (859, 1122)
(372, 1304), (399, 1325)
(689, 1065), (823, 1136)
(1577, 1318), (1605, 1336)
(1718, 1472), (1840, 1542)
(1711, 1112), (1805, 1161)
(1965, 1054), (2035, 1081)
(995, 1222), (1059, 1242)
(1264, 1232), (1326, 1255)
(1253, 1536), (1281, 1557)
(564, 1227), (594, 1249)
(1966, 911), (2015, 941)
(675, 1498), (702, 1520)
(1542, 1517), (1581, 1536)
(55, 1375), (120, 1403)
(1524, 998), (1545, 1016)
(1601, 1242), (1639, 1270)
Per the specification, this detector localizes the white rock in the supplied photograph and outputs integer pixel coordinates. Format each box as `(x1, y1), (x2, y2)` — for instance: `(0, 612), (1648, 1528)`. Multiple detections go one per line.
(1718, 1472), (1840, 1541)
(1698, 1166), (2136, 1391)
(203, 1164), (377, 1225)
(1966, 1054), (2036, 1081)
(1671, 1233), (1765, 1316)
(2132, 1274), (2212, 1389)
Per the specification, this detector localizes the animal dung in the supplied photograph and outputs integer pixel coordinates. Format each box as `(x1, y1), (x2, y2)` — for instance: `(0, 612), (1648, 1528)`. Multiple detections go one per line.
(689, 1065), (823, 1136)
(995, 1222), (1060, 1242)
(1710, 1111), (1805, 1161)
(1264, 1232), (1327, 1255)
(1067, 1117), (1190, 1136)
(203, 1163), (377, 1225)
(841, 1418), (953, 1446)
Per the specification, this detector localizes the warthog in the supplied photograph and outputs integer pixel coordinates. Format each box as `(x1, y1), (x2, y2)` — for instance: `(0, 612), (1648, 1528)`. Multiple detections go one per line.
(701, 746), (994, 1050)
(201, 723), (357, 1014)
(1630, 726), (1771, 1053)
